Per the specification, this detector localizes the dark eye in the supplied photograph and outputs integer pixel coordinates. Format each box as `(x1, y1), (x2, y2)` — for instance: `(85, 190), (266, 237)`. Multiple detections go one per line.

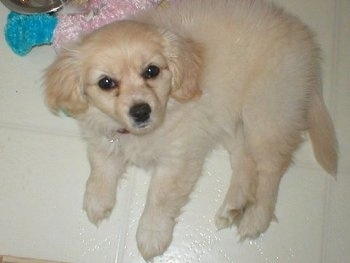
(98, 76), (118, 90)
(143, 65), (160, 79)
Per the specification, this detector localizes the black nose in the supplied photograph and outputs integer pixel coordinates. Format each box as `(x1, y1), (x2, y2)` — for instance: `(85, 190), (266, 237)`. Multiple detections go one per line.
(129, 103), (152, 124)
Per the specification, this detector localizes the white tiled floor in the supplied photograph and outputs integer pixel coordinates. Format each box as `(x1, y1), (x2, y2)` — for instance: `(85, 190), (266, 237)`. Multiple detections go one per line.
(0, 1), (349, 262)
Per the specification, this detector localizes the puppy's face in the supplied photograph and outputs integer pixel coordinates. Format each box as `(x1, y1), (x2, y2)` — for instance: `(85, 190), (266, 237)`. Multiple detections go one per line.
(80, 22), (173, 134)
(45, 21), (202, 135)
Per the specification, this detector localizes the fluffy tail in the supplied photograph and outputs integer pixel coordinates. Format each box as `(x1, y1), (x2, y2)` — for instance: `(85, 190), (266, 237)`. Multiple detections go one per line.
(307, 92), (338, 176)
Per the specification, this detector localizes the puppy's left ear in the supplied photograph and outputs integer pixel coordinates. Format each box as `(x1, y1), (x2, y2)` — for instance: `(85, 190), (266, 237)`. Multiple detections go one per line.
(161, 31), (203, 101)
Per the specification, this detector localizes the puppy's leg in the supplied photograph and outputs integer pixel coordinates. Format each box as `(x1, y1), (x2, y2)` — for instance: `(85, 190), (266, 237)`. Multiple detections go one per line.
(136, 161), (203, 260)
(83, 143), (125, 225)
(215, 142), (257, 229)
(237, 130), (301, 238)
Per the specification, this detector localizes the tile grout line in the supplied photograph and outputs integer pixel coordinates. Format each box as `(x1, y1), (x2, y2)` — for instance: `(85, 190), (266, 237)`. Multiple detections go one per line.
(0, 121), (80, 139)
(320, 0), (341, 262)
(114, 171), (138, 263)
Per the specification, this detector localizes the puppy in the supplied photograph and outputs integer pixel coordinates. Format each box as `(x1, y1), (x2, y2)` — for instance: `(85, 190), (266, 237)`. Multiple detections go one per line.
(44, 0), (337, 260)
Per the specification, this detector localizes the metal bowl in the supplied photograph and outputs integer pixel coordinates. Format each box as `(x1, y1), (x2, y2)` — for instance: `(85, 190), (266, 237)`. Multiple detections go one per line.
(0, 0), (70, 14)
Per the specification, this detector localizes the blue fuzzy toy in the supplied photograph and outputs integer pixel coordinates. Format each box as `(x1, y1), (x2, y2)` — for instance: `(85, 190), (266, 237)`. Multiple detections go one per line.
(5, 12), (58, 56)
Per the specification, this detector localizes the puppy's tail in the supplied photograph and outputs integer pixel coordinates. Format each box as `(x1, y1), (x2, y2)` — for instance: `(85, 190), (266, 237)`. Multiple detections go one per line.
(307, 91), (338, 176)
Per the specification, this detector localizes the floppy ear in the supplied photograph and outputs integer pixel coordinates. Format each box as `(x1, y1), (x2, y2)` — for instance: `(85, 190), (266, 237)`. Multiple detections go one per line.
(161, 31), (203, 101)
(44, 46), (88, 116)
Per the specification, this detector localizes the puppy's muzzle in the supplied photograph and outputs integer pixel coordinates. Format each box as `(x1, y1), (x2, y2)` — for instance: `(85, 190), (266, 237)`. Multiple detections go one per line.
(129, 103), (152, 126)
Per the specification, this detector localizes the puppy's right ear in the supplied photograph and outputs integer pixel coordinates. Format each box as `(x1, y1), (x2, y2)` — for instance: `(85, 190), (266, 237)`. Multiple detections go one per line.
(161, 30), (203, 102)
(44, 47), (88, 116)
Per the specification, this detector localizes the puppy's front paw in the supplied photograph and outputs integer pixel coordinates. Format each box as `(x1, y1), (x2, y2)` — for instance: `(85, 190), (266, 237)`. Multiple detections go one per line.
(136, 214), (175, 260)
(83, 179), (116, 225)
(238, 205), (275, 239)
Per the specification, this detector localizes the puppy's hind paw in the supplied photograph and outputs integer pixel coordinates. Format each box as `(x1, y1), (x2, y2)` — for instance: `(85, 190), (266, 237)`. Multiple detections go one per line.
(215, 185), (251, 230)
(215, 205), (243, 230)
(237, 205), (275, 239)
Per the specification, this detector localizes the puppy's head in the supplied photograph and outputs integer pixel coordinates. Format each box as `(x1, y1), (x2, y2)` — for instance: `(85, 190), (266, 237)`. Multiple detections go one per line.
(44, 21), (202, 134)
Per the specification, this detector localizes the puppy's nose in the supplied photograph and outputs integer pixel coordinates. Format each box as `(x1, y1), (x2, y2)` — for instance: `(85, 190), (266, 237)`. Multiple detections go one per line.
(129, 103), (152, 124)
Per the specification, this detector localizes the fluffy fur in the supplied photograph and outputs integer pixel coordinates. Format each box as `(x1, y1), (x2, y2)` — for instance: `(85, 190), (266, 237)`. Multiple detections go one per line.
(44, 0), (337, 260)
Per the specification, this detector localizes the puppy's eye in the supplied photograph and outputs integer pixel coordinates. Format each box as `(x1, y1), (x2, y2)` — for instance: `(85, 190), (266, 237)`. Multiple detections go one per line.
(143, 65), (160, 79)
(98, 76), (118, 90)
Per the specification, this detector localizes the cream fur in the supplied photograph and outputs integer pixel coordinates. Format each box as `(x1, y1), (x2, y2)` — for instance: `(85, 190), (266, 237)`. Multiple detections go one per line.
(44, 0), (337, 260)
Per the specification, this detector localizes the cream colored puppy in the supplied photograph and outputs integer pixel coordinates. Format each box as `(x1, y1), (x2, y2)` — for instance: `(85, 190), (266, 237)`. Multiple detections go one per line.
(44, 0), (337, 260)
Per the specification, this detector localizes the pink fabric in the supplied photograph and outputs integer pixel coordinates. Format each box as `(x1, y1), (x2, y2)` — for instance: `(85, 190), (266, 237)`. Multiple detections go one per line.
(53, 0), (162, 51)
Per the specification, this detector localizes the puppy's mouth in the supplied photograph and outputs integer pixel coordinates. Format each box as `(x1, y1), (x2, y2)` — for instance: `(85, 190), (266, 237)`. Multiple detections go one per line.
(116, 123), (150, 135)
(117, 128), (130, 134)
